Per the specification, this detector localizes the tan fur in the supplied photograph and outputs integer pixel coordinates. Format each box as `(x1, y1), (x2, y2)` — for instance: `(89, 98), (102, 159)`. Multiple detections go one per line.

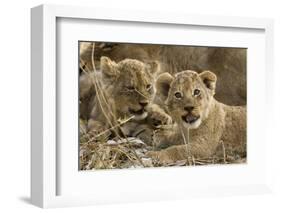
(80, 42), (246, 106)
(148, 70), (246, 163)
(79, 42), (159, 71)
(157, 46), (247, 106)
(85, 56), (172, 144)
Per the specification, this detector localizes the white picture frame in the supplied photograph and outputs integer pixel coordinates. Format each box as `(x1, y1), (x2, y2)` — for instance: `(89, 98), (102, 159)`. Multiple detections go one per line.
(31, 4), (274, 208)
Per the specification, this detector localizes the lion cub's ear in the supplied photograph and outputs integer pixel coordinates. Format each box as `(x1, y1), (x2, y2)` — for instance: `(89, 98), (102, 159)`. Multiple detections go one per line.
(147, 60), (160, 75)
(156, 72), (174, 99)
(199, 71), (217, 92)
(100, 56), (119, 78)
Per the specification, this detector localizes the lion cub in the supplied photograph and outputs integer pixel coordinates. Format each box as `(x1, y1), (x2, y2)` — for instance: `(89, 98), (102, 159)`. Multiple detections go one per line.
(148, 70), (246, 163)
(82, 56), (172, 144)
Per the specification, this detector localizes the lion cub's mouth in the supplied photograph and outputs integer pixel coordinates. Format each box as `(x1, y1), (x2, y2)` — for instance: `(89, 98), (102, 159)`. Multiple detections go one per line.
(181, 114), (200, 124)
(129, 108), (145, 115)
(128, 108), (148, 121)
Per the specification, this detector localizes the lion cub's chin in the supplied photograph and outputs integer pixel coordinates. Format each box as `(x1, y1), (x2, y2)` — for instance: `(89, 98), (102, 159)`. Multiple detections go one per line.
(132, 111), (148, 121)
(182, 118), (202, 129)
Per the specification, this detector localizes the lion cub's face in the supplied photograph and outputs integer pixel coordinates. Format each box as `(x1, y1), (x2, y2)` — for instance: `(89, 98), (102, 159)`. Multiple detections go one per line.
(156, 70), (217, 129)
(100, 56), (159, 120)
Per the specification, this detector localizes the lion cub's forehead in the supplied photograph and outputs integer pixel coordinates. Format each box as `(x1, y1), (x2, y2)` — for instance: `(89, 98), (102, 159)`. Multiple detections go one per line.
(118, 59), (151, 85)
(118, 59), (146, 73)
(173, 70), (200, 88)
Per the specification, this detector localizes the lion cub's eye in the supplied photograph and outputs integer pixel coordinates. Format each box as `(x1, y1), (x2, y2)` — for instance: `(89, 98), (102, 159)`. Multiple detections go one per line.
(193, 89), (201, 96)
(146, 84), (152, 91)
(174, 91), (183, 99)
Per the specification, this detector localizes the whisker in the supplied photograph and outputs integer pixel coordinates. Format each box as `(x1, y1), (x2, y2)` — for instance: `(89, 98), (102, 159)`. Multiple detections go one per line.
(134, 88), (149, 99)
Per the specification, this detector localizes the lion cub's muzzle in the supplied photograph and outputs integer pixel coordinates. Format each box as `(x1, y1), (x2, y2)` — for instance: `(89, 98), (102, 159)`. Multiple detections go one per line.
(181, 106), (200, 124)
(128, 101), (149, 120)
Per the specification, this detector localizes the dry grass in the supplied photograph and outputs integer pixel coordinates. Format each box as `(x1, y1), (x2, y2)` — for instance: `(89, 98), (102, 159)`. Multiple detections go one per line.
(79, 42), (246, 171)
(79, 42), (152, 170)
(80, 137), (153, 170)
(79, 125), (246, 170)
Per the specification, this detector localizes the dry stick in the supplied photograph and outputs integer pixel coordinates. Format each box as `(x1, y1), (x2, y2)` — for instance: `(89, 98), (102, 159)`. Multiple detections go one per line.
(90, 43), (117, 129)
(194, 161), (212, 165)
(79, 119), (95, 143)
(89, 43), (144, 167)
(90, 44), (135, 140)
(90, 45), (131, 139)
(178, 119), (192, 165)
(192, 156), (196, 166)
(112, 147), (138, 166)
(134, 88), (149, 100)
(220, 140), (227, 164)
(79, 65), (114, 142)
(90, 50), (144, 169)
(92, 46), (144, 167)
(80, 64), (111, 126)
(90, 44), (131, 142)
(123, 140), (145, 167)
(87, 115), (135, 142)
(80, 66), (117, 139)
(80, 51), (132, 169)
(195, 158), (214, 163)
(92, 148), (107, 169)
(83, 145), (107, 170)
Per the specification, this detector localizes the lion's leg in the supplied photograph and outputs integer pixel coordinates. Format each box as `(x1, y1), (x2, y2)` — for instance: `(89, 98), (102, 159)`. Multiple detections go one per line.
(152, 125), (182, 149)
(146, 104), (172, 127)
(148, 141), (216, 164)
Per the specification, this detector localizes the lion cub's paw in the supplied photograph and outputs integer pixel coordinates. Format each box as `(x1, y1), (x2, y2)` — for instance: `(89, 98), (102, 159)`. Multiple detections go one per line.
(152, 128), (172, 149)
(148, 106), (172, 127)
(146, 150), (174, 164)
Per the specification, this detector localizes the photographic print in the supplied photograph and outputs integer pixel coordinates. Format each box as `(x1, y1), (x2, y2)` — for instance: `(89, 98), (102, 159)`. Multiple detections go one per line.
(79, 42), (247, 170)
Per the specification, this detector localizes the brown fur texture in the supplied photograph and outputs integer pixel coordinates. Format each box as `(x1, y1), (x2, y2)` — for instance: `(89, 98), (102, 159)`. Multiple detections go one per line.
(80, 42), (246, 106)
(147, 70), (246, 163)
(83, 56), (172, 144)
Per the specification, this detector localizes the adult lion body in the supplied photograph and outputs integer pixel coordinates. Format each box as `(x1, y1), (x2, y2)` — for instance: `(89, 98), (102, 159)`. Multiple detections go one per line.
(148, 70), (246, 163)
(80, 42), (246, 106)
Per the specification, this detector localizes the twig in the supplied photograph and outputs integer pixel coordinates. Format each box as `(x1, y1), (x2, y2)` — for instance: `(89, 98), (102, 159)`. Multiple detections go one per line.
(220, 140), (227, 164)
(178, 118), (192, 160)
(134, 88), (149, 99)
(90, 43), (117, 128)
(88, 115), (135, 142)
(80, 43), (145, 168)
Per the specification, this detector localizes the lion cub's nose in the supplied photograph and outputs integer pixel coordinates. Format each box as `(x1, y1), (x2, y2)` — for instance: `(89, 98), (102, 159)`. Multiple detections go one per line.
(184, 106), (194, 112)
(139, 101), (148, 108)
